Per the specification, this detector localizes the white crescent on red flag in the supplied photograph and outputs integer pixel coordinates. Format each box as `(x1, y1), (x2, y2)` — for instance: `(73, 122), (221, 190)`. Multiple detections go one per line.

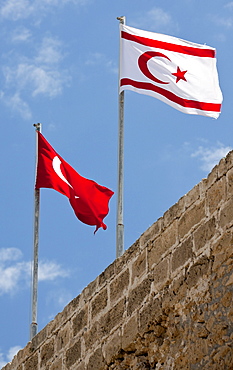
(119, 24), (223, 119)
(35, 132), (114, 233)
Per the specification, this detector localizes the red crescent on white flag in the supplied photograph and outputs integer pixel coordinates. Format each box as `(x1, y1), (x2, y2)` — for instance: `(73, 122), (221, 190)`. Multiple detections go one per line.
(138, 51), (170, 84)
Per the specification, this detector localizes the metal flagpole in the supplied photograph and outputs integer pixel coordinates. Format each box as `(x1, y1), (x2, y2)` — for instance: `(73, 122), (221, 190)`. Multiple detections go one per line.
(30, 122), (41, 340)
(116, 16), (125, 258)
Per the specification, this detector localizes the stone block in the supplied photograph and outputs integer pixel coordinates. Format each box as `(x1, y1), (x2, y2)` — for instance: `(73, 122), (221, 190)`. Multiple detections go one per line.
(99, 262), (115, 287)
(139, 297), (162, 334)
(131, 250), (146, 284)
(193, 217), (216, 252)
(91, 287), (108, 319)
(40, 338), (54, 367)
(162, 220), (178, 251)
(102, 329), (121, 365)
(72, 306), (88, 337)
(84, 320), (100, 349)
(114, 240), (139, 275)
(31, 325), (47, 351)
(56, 322), (71, 352)
(49, 357), (63, 370)
(127, 277), (151, 316)
(148, 236), (163, 270)
(206, 165), (218, 188)
(178, 200), (205, 240)
(163, 198), (185, 228)
(185, 183), (200, 209)
(87, 348), (105, 370)
(82, 278), (98, 303)
(220, 197), (233, 229)
(171, 236), (193, 272)
(186, 256), (210, 288)
(122, 315), (138, 351)
(65, 340), (81, 369)
(110, 268), (129, 303)
(153, 257), (169, 289)
(212, 231), (233, 264)
(207, 177), (226, 215)
(100, 299), (125, 336)
(140, 219), (162, 247)
(24, 353), (38, 370)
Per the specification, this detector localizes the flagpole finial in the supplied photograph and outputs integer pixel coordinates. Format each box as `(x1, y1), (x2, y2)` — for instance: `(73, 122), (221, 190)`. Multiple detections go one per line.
(33, 123), (41, 132)
(117, 16), (125, 24)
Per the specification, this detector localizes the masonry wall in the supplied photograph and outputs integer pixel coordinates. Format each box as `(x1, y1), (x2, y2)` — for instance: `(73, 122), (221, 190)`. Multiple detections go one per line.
(3, 151), (233, 370)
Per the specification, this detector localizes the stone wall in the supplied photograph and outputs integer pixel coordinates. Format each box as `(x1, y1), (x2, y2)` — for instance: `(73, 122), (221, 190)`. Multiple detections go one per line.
(3, 151), (233, 370)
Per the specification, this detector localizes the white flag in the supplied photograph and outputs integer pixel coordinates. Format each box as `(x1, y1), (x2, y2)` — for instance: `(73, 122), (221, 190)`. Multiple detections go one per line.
(119, 24), (223, 119)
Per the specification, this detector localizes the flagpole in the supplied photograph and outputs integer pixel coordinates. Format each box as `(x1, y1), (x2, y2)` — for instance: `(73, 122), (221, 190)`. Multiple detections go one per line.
(116, 16), (125, 258)
(30, 122), (41, 340)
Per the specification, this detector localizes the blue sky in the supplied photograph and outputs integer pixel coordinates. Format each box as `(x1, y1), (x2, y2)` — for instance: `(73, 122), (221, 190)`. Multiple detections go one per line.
(0, 0), (233, 366)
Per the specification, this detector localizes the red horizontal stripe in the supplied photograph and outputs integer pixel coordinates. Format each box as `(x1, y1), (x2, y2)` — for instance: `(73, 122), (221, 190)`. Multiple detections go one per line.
(121, 31), (215, 58)
(120, 78), (221, 113)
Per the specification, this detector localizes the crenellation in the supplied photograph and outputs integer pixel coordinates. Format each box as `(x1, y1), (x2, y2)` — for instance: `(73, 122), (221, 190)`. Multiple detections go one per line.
(2, 151), (233, 370)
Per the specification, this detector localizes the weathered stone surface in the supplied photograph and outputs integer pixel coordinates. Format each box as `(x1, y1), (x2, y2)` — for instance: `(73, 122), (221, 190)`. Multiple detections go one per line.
(72, 306), (88, 337)
(207, 177), (226, 214)
(65, 340), (81, 368)
(100, 299), (125, 336)
(102, 330), (121, 365)
(153, 256), (169, 288)
(110, 269), (129, 303)
(193, 216), (216, 252)
(40, 338), (55, 367)
(178, 200), (205, 239)
(131, 250), (146, 284)
(171, 236), (193, 272)
(24, 353), (38, 370)
(56, 322), (70, 352)
(87, 348), (105, 370)
(3, 150), (233, 370)
(220, 197), (233, 228)
(122, 315), (138, 351)
(91, 287), (108, 319)
(127, 277), (151, 316)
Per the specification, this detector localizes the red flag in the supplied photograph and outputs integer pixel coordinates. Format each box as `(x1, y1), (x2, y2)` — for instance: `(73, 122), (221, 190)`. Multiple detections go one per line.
(119, 24), (223, 118)
(35, 132), (114, 233)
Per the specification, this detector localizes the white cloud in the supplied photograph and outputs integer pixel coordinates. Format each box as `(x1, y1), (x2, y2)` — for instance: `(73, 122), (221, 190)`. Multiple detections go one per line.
(0, 247), (69, 296)
(0, 352), (6, 368)
(0, 346), (21, 368)
(11, 27), (32, 43)
(191, 143), (232, 172)
(7, 346), (21, 362)
(211, 15), (233, 28)
(0, 0), (89, 21)
(85, 52), (117, 74)
(132, 7), (179, 34)
(38, 261), (70, 281)
(35, 37), (64, 65)
(225, 2), (233, 9)
(3, 36), (69, 99)
(3, 93), (32, 120)
(0, 247), (22, 262)
(1, 35), (70, 118)
(0, 0), (33, 21)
